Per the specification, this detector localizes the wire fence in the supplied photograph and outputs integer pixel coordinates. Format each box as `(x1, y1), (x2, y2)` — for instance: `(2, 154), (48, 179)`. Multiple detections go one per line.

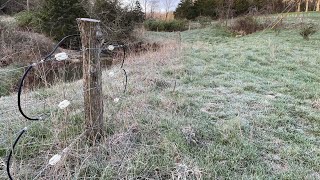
(0, 32), (131, 179)
(0, 8), (304, 178)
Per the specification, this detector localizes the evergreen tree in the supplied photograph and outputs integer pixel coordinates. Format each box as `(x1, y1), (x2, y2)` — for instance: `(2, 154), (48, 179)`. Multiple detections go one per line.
(194, 0), (217, 18)
(38, 0), (87, 42)
(174, 0), (198, 20)
(234, 0), (250, 15)
(131, 1), (145, 23)
(135, 1), (145, 22)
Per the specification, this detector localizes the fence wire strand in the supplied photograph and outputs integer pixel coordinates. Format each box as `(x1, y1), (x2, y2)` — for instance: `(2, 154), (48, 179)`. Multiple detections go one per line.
(1, 33), (128, 179)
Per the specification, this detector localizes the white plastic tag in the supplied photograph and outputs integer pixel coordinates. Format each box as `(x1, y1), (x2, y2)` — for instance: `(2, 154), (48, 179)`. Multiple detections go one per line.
(108, 45), (115, 51)
(58, 100), (70, 109)
(49, 154), (61, 166)
(55, 52), (69, 61)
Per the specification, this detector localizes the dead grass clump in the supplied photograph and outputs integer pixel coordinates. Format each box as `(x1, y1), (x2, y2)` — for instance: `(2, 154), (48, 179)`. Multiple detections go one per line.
(300, 24), (317, 40)
(127, 41), (162, 55)
(181, 126), (200, 145)
(230, 16), (264, 36)
(0, 22), (55, 67)
(172, 163), (203, 179)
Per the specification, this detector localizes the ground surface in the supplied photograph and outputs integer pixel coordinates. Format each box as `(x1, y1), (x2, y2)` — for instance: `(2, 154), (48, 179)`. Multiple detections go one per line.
(0, 13), (319, 179)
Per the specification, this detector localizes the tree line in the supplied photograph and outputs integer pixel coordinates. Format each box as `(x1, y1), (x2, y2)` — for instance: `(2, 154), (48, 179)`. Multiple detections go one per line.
(174, 0), (320, 20)
(0, 0), (145, 42)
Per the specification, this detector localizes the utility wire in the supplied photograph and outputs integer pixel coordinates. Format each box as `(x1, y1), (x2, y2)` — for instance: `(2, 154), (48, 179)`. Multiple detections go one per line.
(43, 34), (80, 61)
(6, 127), (27, 180)
(17, 65), (39, 121)
(7, 34), (82, 179)
(122, 69), (128, 93)
(120, 45), (126, 68)
(17, 35), (80, 121)
(8, 35), (129, 180)
(116, 44), (127, 93)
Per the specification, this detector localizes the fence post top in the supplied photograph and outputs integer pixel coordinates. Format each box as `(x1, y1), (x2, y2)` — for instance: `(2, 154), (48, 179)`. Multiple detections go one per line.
(77, 18), (100, 23)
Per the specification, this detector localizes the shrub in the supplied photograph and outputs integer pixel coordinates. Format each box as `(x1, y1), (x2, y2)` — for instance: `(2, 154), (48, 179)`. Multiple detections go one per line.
(0, 0), (41, 14)
(300, 24), (317, 40)
(0, 22), (54, 66)
(195, 16), (212, 28)
(15, 11), (40, 29)
(0, 0), (24, 14)
(230, 16), (264, 35)
(144, 19), (187, 32)
(0, 22), (55, 97)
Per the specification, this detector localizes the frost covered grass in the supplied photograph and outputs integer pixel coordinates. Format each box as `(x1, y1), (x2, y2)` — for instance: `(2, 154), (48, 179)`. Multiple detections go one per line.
(178, 25), (320, 178)
(0, 13), (320, 179)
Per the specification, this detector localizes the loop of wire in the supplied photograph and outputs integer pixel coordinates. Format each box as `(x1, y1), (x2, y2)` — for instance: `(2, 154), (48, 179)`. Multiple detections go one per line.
(17, 35), (80, 121)
(6, 127), (27, 180)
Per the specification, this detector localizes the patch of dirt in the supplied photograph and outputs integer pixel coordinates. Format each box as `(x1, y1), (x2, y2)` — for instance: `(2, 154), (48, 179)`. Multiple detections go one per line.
(172, 163), (203, 180)
(312, 99), (320, 110)
(263, 152), (289, 174)
(127, 41), (162, 55)
(268, 160), (289, 173)
(181, 126), (199, 145)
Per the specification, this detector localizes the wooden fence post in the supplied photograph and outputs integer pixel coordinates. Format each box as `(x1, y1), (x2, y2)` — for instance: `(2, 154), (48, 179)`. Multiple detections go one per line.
(77, 18), (105, 142)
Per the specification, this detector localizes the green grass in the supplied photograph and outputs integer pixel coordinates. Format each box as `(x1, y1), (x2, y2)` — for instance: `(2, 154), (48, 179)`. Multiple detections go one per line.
(0, 13), (320, 179)
(0, 65), (24, 96)
(173, 26), (320, 179)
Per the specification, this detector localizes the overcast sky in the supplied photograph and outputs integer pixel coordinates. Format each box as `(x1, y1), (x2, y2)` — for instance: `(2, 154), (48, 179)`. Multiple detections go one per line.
(126, 0), (180, 12)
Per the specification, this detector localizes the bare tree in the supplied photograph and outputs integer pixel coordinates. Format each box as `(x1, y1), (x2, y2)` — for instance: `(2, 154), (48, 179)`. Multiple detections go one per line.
(26, 0), (29, 11)
(149, 0), (159, 18)
(282, 0), (297, 8)
(305, 0), (309, 12)
(297, 0), (301, 12)
(0, 0), (13, 11)
(163, 0), (174, 20)
(316, 0), (320, 11)
(225, 0), (234, 26)
(140, 0), (148, 18)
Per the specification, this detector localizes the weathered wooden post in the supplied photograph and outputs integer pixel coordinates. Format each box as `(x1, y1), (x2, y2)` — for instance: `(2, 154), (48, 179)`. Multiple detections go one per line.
(27, 0), (30, 11)
(77, 18), (105, 142)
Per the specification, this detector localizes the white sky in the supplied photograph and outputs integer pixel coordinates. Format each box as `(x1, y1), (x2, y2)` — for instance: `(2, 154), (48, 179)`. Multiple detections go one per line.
(124, 0), (180, 12)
